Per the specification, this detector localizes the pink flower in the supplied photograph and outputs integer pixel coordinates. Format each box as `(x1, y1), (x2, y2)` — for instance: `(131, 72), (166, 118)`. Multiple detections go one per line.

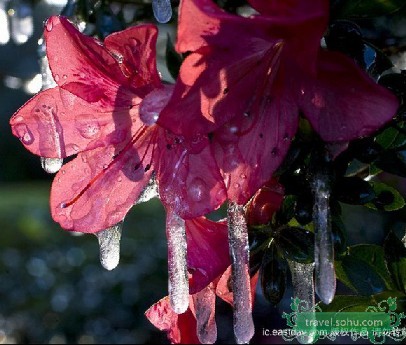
(10, 16), (226, 232)
(146, 216), (259, 344)
(159, 0), (399, 205)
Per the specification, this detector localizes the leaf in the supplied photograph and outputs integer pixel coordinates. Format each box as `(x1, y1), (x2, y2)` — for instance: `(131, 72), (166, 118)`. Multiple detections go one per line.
(260, 242), (287, 305)
(384, 231), (406, 293)
(165, 33), (183, 80)
(277, 226), (314, 264)
(365, 182), (405, 211)
(336, 256), (388, 295)
(335, 0), (406, 18)
(335, 244), (395, 294)
(333, 176), (376, 205)
(375, 150), (406, 177)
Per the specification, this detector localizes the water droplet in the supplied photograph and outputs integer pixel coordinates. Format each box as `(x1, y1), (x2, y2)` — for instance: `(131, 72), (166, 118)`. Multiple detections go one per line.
(14, 123), (34, 145)
(166, 210), (189, 314)
(13, 115), (24, 123)
(234, 183), (240, 189)
(95, 222), (123, 271)
(59, 202), (67, 209)
(193, 286), (217, 344)
(62, 74), (67, 80)
(188, 177), (207, 202)
(227, 202), (254, 344)
(240, 174), (247, 179)
(117, 176), (122, 183)
(76, 120), (101, 139)
(40, 157), (63, 174)
(312, 174), (336, 305)
(152, 0), (172, 23)
(54, 74), (60, 82)
(45, 18), (53, 32)
(243, 111), (250, 117)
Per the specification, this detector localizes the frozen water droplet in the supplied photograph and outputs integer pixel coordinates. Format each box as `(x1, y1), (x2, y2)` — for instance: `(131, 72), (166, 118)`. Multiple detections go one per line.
(136, 175), (158, 204)
(95, 221), (123, 271)
(152, 0), (172, 23)
(312, 174), (336, 305)
(193, 286), (217, 344)
(166, 210), (189, 314)
(188, 177), (207, 202)
(40, 157), (63, 174)
(76, 120), (101, 139)
(287, 260), (316, 344)
(45, 17), (54, 32)
(14, 123), (34, 144)
(54, 74), (60, 82)
(227, 202), (254, 344)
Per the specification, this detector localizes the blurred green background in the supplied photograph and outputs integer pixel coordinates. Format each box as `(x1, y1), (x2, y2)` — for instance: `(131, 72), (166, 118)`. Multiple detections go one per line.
(0, 1), (405, 344)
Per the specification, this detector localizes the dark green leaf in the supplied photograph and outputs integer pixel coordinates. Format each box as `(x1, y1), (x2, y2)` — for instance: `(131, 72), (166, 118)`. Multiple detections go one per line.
(337, 255), (387, 295)
(165, 34), (183, 80)
(365, 182), (405, 211)
(375, 150), (406, 177)
(332, 216), (347, 255)
(277, 226), (314, 264)
(294, 197), (313, 225)
(378, 73), (406, 103)
(275, 195), (297, 225)
(333, 177), (376, 205)
(384, 231), (406, 293)
(335, 0), (406, 18)
(260, 242), (287, 305)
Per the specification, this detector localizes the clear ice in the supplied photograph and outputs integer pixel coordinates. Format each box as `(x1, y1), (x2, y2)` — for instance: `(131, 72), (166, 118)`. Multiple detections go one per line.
(40, 157), (63, 174)
(288, 260), (316, 344)
(227, 202), (254, 344)
(193, 286), (217, 344)
(95, 221), (123, 271)
(312, 175), (336, 305)
(166, 210), (189, 314)
(152, 0), (172, 23)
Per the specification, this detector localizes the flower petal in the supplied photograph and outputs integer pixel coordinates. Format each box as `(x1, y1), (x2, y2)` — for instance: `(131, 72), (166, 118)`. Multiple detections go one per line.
(213, 83), (298, 205)
(158, 0), (284, 137)
(104, 24), (161, 91)
(155, 129), (226, 219)
(301, 50), (399, 142)
(44, 16), (134, 108)
(186, 217), (230, 294)
(50, 128), (155, 232)
(145, 297), (200, 344)
(10, 87), (139, 158)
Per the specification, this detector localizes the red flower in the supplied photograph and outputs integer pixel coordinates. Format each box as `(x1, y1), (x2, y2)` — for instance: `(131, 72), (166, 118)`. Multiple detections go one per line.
(146, 216), (259, 344)
(159, 0), (399, 205)
(10, 16), (226, 232)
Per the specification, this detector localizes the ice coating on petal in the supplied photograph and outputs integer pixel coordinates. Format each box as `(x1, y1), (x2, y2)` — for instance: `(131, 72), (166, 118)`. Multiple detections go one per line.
(152, 0), (172, 24)
(193, 285), (217, 344)
(95, 221), (123, 270)
(227, 202), (254, 344)
(312, 173), (336, 305)
(40, 157), (63, 174)
(287, 260), (316, 344)
(166, 210), (189, 314)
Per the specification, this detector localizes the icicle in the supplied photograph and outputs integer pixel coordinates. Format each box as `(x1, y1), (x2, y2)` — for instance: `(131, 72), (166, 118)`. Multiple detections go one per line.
(9, 0), (33, 45)
(227, 202), (254, 344)
(135, 175), (158, 204)
(193, 285), (217, 344)
(0, 0), (10, 44)
(287, 260), (316, 344)
(152, 0), (172, 24)
(312, 174), (336, 305)
(166, 210), (189, 314)
(95, 221), (123, 271)
(38, 38), (57, 90)
(40, 157), (63, 174)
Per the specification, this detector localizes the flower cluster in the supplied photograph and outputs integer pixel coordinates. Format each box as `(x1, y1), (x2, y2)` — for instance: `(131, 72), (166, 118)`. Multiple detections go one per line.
(9, 0), (399, 343)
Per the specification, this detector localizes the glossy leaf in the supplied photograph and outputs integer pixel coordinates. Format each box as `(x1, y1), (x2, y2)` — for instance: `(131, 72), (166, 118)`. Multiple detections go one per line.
(335, 0), (406, 18)
(277, 226), (315, 264)
(384, 231), (406, 293)
(375, 150), (406, 178)
(333, 176), (376, 205)
(365, 182), (405, 211)
(260, 242), (287, 305)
